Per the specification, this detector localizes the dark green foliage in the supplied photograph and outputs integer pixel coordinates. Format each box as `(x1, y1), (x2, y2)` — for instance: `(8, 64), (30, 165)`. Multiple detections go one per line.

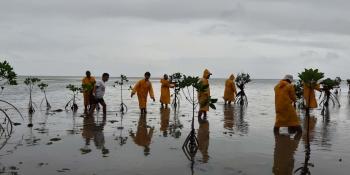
(321, 78), (337, 91)
(334, 77), (342, 87)
(319, 78), (340, 115)
(295, 80), (304, 100)
(298, 68), (324, 88)
(82, 84), (94, 92)
(0, 60), (17, 86)
(66, 84), (81, 92)
(170, 72), (183, 110)
(235, 73), (251, 106)
(347, 79), (350, 85)
(38, 82), (48, 91)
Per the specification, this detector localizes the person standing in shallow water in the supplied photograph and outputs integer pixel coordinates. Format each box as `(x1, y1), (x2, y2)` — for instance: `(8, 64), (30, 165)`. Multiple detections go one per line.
(82, 71), (96, 114)
(131, 72), (155, 114)
(223, 74), (237, 105)
(198, 69), (212, 120)
(89, 73), (109, 116)
(274, 75), (302, 134)
(160, 74), (174, 109)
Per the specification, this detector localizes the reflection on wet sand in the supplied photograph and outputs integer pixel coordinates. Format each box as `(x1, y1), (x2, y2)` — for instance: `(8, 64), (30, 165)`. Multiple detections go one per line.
(160, 108), (170, 137)
(223, 105), (249, 135)
(302, 116), (317, 143)
(197, 118), (209, 163)
(223, 105), (234, 130)
(130, 114), (154, 156)
(272, 133), (301, 175)
(81, 116), (108, 156)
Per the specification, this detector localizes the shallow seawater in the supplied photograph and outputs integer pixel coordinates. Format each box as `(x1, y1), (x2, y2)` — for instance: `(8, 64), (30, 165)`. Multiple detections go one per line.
(1, 77), (350, 175)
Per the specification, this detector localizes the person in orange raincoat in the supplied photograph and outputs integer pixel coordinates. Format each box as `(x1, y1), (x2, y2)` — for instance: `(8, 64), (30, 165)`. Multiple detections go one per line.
(160, 74), (174, 109)
(131, 72), (155, 114)
(82, 71), (96, 114)
(274, 75), (302, 134)
(198, 69), (212, 120)
(223, 74), (237, 105)
(129, 114), (154, 156)
(303, 83), (321, 109)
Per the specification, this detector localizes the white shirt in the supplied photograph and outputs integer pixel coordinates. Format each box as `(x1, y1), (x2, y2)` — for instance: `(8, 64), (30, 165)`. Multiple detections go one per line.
(95, 80), (106, 99)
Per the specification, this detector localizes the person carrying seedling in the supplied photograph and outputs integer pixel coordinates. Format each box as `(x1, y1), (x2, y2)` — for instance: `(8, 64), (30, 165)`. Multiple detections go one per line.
(160, 74), (174, 109)
(89, 73), (109, 116)
(303, 81), (321, 109)
(198, 69), (212, 120)
(131, 72), (155, 114)
(274, 75), (302, 134)
(223, 74), (237, 105)
(82, 71), (96, 114)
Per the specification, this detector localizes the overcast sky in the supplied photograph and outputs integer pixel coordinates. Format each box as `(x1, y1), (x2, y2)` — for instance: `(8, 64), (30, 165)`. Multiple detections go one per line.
(1, 0), (350, 78)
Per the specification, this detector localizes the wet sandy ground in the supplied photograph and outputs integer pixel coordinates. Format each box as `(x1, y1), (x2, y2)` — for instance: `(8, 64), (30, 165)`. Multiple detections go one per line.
(1, 77), (350, 175)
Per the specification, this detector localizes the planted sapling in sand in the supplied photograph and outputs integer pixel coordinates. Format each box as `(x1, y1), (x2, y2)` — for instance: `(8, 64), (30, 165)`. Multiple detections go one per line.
(114, 74), (129, 114)
(0, 60), (21, 138)
(235, 73), (251, 106)
(334, 77), (342, 95)
(38, 82), (51, 110)
(294, 80), (304, 109)
(65, 84), (81, 111)
(319, 78), (340, 116)
(24, 77), (41, 114)
(178, 75), (217, 161)
(169, 72), (183, 110)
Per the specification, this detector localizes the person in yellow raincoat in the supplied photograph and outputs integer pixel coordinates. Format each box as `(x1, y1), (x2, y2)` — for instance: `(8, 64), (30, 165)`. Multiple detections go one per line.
(303, 83), (321, 109)
(160, 74), (174, 109)
(274, 75), (302, 134)
(223, 74), (237, 105)
(131, 72), (155, 114)
(82, 71), (96, 113)
(198, 69), (212, 120)
(129, 114), (154, 156)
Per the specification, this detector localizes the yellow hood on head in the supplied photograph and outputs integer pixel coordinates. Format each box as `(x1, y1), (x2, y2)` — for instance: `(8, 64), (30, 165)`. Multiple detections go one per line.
(203, 69), (212, 78)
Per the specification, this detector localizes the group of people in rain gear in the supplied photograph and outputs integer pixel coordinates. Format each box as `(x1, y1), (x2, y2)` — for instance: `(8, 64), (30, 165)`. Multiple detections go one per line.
(81, 69), (321, 137)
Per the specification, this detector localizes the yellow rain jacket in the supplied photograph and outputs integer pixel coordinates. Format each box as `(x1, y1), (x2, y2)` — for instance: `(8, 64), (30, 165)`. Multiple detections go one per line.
(132, 79), (155, 109)
(198, 69), (211, 112)
(160, 79), (171, 104)
(274, 80), (300, 127)
(82, 76), (96, 106)
(198, 120), (209, 163)
(223, 74), (237, 101)
(303, 84), (321, 108)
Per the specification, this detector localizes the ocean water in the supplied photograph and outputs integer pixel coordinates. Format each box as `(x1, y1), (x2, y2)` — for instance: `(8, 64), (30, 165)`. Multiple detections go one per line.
(0, 77), (349, 175)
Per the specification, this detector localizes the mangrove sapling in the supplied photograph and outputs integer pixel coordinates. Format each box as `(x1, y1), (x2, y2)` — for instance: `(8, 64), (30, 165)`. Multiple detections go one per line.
(295, 80), (305, 109)
(235, 73), (251, 106)
(24, 77), (41, 114)
(298, 68), (324, 115)
(38, 82), (51, 110)
(169, 72), (183, 110)
(114, 74), (129, 114)
(178, 75), (217, 161)
(319, 78), (340, 116)
(334, 77), (342, 95)
(65, 84), (81, 111)
(0, 60), (23, 138)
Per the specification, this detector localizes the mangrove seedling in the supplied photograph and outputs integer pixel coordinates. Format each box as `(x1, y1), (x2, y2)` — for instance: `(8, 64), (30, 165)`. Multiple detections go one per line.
(334, 76), (342, 95)
(319, 78), (340, 115)
(0, 60), (22, 139)
(65, 84), (81, 111)
(38, 82), (51, 110)
(24, 77), (41, 114)
(294, 80), (305, 109)
(114, 74), (129, 114)
(178, 75), (217, 161)
(235, 73), (251, 106)
(298, 68), (324, 115)
(169, 72), (183, 110)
